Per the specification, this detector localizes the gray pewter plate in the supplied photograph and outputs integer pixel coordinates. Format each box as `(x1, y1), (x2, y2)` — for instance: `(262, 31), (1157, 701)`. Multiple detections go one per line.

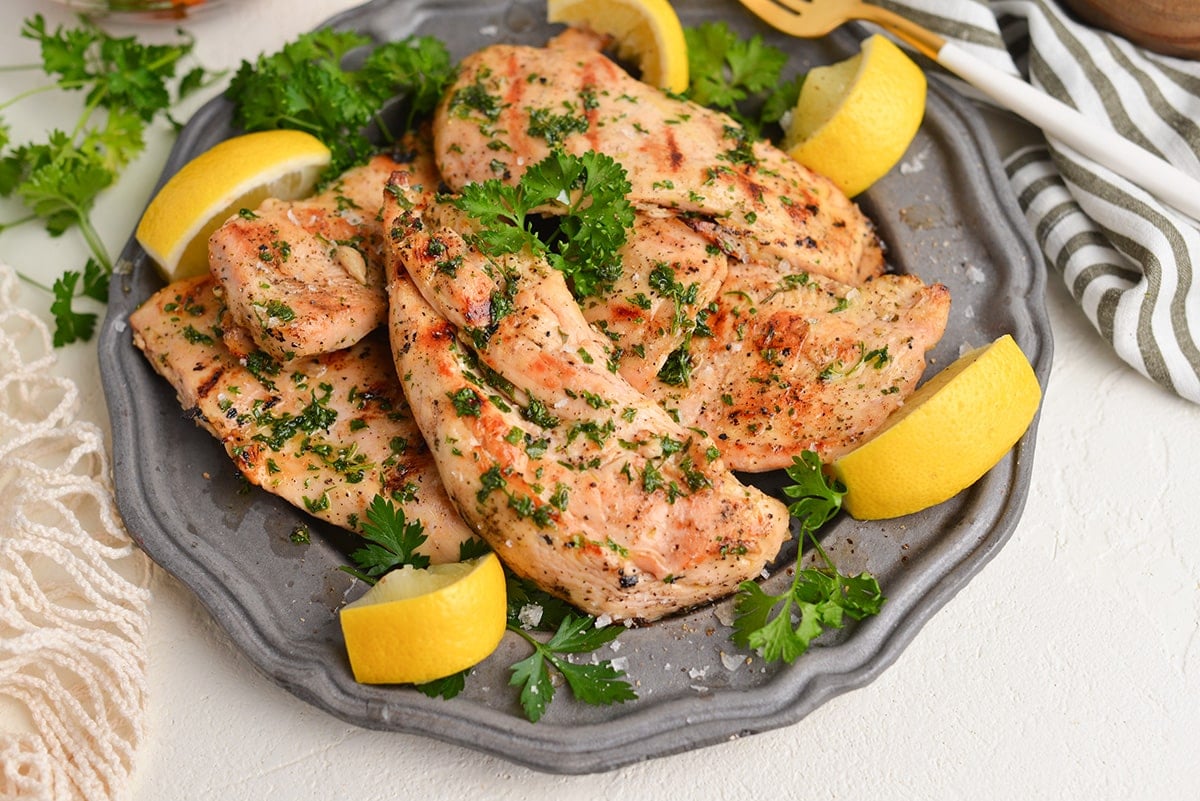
(98, 0), (1053, 774)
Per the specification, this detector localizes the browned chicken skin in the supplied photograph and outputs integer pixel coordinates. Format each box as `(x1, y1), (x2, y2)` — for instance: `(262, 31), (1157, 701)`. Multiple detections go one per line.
(643, 269), (951, 469)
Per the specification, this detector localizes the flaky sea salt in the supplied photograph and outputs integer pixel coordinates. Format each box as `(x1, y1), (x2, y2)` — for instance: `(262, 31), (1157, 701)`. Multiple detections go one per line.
(517, 603), (543, 630)
(720, 652), (745, 672)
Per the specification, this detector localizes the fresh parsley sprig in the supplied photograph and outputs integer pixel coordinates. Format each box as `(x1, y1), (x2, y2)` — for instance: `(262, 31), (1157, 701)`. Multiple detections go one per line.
(732, 451), (885, 662)
(340, 494), (430, 582)
(682, 21), (802, 139)
(415, 575), (638, 723)
(507, 612), (635, 723)
(225, 29), (456, 179)
(452, 150), (634, 298)
(0, 14), (213, 345)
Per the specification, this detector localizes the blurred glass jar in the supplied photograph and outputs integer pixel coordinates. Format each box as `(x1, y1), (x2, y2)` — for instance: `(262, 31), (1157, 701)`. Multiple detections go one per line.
(45, 0), (228, 19)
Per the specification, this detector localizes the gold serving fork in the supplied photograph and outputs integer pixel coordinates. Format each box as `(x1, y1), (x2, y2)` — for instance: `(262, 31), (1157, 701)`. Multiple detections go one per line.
(738, 0), (1200, 223)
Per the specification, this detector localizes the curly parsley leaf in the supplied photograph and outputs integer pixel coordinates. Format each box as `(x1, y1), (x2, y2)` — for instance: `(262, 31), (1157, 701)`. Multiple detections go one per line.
(341, 495), (430, 582)
(452, 150), (633, 298)
(226, 30), (455, 178)
(731, 450), (884, 663)
(508, 612), (635, 723)
(683, 22), (803, 138)
(22, 14), (207, 124)
(360, 36), (456, 132)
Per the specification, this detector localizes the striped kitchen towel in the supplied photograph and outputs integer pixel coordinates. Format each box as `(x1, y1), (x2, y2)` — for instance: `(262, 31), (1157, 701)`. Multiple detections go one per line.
(876, 0), (1200, 404)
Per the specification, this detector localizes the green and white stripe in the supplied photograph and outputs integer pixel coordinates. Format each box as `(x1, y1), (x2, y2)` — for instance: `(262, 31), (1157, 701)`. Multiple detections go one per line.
(883, 0), (1200, 402)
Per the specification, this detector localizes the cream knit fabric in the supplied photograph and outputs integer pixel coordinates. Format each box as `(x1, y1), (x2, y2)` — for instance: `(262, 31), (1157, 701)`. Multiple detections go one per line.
(0, 263), (151, 801)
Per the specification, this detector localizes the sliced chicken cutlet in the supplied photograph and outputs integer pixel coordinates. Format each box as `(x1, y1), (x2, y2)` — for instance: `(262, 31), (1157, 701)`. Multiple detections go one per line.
(433, 39), (884, 287)
(383, 179), (788, 621)
(642, 267), (951, 471)
(129, 274), (476, 563)
(209, 139), (441, 362)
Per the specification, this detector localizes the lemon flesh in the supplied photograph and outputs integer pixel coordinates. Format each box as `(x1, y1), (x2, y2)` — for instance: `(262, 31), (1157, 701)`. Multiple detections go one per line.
(784, 34), (927, 197)
(340, 553), (507, 685)
(136, 129), (330, 282)
(547, 0), (689, 93)
(832, 334), (1042, 520)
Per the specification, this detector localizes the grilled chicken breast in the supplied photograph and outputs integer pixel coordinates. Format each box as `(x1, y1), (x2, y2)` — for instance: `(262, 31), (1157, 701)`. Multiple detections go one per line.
(433, 39), (884, 287)
(130, 274), (475, 562)
(209, 141), (441, 362)
(431, 38), (949, 472)
(383, 177), (789, 621)
(642, 267), (951, 470)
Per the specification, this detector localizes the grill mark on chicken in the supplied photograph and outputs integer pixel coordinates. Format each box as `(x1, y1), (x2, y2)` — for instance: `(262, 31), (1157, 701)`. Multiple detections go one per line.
(129, 274), (475, 563)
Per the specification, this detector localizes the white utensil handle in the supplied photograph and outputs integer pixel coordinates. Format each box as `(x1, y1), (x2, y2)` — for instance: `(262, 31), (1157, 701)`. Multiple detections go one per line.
(938, 41), (1200, 223)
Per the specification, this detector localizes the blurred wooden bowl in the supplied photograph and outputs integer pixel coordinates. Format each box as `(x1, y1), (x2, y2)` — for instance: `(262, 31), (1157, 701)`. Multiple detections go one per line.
(1059, 0), (1200, 58)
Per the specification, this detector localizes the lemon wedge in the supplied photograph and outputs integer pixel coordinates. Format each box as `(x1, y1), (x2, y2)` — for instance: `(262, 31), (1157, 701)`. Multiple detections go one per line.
(340, 553), (507, 685)
(547, 0), (689, 93)
(832, 334), (1042, 520)
(136, 129), (331, 282)
(784, 34), (927, 197)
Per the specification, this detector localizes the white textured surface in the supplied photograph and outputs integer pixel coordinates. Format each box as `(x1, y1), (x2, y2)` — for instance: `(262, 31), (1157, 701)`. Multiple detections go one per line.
(2, 0), (1199, 798)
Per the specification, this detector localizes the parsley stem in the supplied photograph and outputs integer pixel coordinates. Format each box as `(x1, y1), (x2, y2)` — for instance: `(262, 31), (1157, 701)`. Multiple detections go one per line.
(15, 270), (52, 295)
(373, 111), (396, 146)
(507, 622), (541, 646)
(75, 213), (112, 274)
(805, 528), (838, 574)
(0, 212), (39, 233)
(0, 82), (58, 112)
(71, 89), (105, 143)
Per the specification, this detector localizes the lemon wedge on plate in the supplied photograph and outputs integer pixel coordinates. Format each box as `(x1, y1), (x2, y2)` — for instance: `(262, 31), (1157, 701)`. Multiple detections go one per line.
(547, 0), (689, 93)
(340, 553), (507, 685)
(784, 34), (927, 197)
(136, 129), (330, 282)
(832, 334), (1042, 520)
